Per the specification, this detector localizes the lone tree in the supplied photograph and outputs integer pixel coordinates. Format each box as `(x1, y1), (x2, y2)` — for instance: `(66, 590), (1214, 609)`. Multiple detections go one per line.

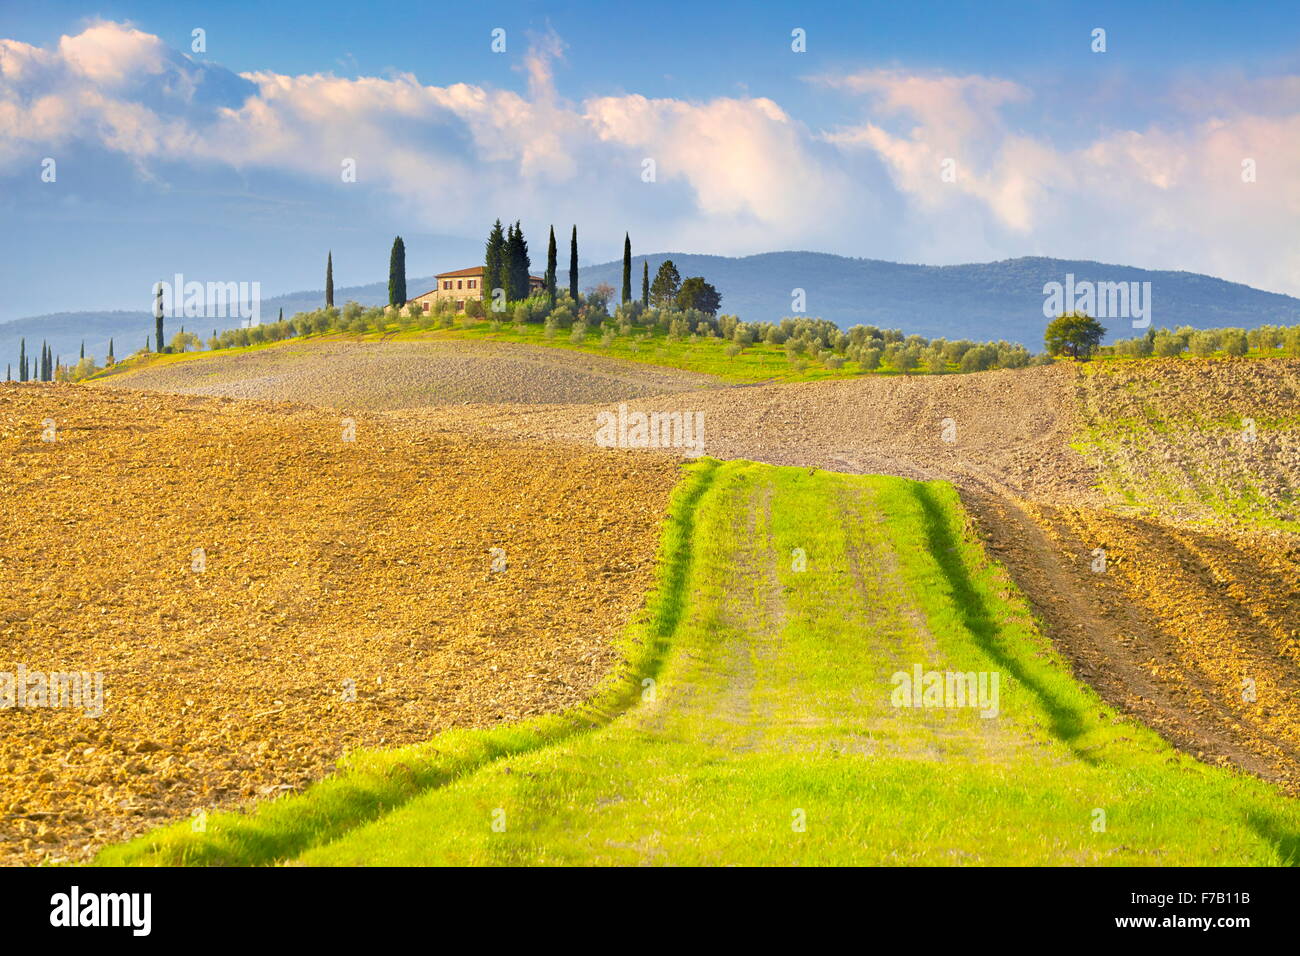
(325, 251), (334, 308)
(569, 226), (579, 301)
(107, 338), (114, 365)
(484, 219), (506, 307)
(642, 261), (649, 306)
(545, 226), (558, 306)
(388, 236), (407, 307)
(650, 260), (681, 307)
(676, 276), (721, 315)
(154, 283), (164, 353)
(1045, 312), (1106, 360)
(621, 233), (632, 304)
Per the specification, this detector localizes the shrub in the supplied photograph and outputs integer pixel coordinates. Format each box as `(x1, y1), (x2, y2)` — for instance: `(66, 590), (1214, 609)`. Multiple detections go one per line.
(1221, 329), (1249, 357)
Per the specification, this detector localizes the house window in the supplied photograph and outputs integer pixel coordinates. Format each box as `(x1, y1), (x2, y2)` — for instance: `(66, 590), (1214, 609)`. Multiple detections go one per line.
(468, 280), (477, 289)
(457, 280), (463, 289)
(456, 300), (464, 311)
(423, 302), (430, 312)
(443, 280), (451, 290)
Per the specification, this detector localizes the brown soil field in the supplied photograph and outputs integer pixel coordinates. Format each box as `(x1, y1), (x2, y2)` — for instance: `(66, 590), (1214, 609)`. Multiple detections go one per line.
(0, 382), (679, 865)
(98, 338), (721, 410)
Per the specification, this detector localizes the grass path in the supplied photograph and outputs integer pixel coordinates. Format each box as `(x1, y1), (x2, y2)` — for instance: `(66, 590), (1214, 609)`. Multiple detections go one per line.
(100, 461), (1300, 866)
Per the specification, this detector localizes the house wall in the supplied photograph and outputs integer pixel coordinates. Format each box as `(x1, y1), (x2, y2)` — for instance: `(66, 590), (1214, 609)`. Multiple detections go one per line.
(407, 273), (545, 313)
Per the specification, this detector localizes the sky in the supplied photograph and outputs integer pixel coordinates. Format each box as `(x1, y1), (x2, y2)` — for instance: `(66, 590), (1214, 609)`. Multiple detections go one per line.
(3, 0), (1300, 320)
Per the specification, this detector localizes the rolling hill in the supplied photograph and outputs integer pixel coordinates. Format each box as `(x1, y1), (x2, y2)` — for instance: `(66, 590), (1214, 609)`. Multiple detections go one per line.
(7, 255), (1300, 372)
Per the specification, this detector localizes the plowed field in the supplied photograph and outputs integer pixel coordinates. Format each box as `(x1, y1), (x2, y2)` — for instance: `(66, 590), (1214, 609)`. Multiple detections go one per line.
(0, 383), (679, 864)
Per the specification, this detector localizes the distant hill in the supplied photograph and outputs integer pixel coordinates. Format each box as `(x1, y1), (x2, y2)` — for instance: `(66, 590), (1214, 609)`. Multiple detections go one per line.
(580, 253), (1300, 346)
(7, 255), (1300, 370)
(0, 276), (438, 372)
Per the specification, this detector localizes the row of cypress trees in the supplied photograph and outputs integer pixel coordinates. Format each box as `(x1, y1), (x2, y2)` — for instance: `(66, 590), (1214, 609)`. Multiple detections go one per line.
(12, 338), (58, 381)
(332, 224), (655, 316)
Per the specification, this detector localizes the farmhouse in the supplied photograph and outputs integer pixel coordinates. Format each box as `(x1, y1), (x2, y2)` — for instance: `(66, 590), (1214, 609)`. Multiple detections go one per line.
(407, 267), (545, 313)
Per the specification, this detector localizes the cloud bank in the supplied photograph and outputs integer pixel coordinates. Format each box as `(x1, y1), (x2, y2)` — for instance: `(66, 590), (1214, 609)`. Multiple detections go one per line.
(4, 21), (1300, 294)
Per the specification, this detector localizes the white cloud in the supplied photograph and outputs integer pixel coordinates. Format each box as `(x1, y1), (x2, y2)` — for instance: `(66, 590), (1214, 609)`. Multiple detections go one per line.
(5, 21), (1300, 294)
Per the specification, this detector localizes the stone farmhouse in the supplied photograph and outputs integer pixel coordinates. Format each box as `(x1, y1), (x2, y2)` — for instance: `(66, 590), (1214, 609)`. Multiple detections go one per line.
(407, 267), (545, 313)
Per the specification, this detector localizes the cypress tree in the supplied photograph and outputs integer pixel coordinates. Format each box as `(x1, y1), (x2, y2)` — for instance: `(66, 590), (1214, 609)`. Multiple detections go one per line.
(154, 283), (164, 352)
(642, 261), (649, 307)
(569, 226), (579, 301)
(79, 340), (84, 359)
(278, 307), (283, 323)
(545, 226), (557, 306)
(621, 233), (632, 304)
(388, 236), (407, 307)
(18, 338), (25, 382)
(484, 219), (507, 309)
(504, 222), (517, 300)
(506, 221), (530, 301)
(107, 338), (114, 364)
(325, 251), (334, 308)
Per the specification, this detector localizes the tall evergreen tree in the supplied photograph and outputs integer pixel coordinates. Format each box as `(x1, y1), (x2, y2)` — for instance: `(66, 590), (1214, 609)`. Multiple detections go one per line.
(79, 340), (84, 359)
(650, 260), (681, 307)
(278, 307), (283, 323)
(325, 251), (334, 308)
(569, 226), (579, 301)
(545, 226), (558, 306)
(621, 233), (632, 304)
(107, 338), (114, 365)
(388, 236), (407, 307)
(41, 341), (49, 381)
(18, 338), (25, 382)
(506, 221), (530, 301)
(484, 219), (507, 309)
(154, 282), (164, 352)
(642, 261), (649, 306)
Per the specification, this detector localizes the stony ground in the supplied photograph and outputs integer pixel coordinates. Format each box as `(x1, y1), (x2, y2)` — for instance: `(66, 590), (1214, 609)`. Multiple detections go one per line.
(0, 383), (679, 865)
(99, 338), (721, 410)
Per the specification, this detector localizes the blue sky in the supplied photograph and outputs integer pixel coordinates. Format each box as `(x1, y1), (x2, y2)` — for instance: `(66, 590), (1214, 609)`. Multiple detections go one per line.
(4, 1), (1300, 320)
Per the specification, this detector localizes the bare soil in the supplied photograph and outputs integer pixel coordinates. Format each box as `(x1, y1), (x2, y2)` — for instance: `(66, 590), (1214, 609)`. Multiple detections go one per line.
(0, 383), (679, 865)
(99, 338), (721, 410)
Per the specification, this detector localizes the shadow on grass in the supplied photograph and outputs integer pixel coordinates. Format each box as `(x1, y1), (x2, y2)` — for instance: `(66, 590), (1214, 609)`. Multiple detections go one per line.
(912, 482), (1094, 757)
(1246, 811), (1300, 866)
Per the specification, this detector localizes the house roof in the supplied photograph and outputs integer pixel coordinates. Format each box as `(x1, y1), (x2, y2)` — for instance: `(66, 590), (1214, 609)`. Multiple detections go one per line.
(433, 266), (545, 282)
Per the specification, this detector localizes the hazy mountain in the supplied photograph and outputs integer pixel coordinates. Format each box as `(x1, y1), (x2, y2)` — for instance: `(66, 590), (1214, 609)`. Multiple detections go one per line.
(7, 254), (1300, 371)
(580, 253), (1300, 345)
(0, 277), (439, 372)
